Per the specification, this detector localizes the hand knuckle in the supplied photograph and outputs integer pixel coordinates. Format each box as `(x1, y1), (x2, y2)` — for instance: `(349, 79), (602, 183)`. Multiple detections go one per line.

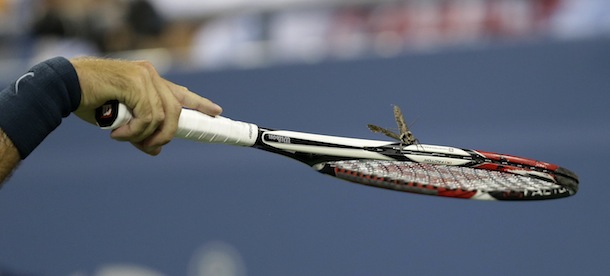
(155, 112), (165, 125)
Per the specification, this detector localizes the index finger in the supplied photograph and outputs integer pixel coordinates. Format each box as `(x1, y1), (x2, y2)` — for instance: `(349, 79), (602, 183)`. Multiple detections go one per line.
(166, 81), (222, 117)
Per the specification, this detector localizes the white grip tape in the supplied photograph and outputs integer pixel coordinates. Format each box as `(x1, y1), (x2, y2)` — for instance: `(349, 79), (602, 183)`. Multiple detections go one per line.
(176, 109), (258, 147)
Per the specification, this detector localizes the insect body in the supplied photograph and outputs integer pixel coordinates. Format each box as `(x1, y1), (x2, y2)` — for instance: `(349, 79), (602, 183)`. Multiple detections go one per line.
(368, 105), (418, 147)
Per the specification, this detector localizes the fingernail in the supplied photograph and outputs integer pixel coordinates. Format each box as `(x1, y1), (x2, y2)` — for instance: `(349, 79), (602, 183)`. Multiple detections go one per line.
(213, 103), (223, 114)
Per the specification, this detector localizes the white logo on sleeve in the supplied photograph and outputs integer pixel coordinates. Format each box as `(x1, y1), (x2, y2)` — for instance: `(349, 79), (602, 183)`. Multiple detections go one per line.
(14, 72), (35, 95)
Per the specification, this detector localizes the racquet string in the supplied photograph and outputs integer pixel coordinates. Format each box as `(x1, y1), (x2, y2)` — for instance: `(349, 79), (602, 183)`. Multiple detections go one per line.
(329, 160), (561, 192)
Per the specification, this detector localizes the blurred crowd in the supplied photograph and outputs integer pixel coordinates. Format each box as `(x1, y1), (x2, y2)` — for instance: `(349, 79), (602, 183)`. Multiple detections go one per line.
(0, 0), (609, 77)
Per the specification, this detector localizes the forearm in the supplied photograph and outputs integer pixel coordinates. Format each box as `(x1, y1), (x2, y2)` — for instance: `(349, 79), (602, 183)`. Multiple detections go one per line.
(0, 57), (79, 186)
(0, 128), (20, 186)
(0, 57), (81, 159)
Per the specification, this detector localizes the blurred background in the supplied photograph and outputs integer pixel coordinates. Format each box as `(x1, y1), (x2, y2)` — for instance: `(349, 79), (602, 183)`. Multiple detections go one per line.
(1, 0), (610, 82)
(0, 0), (609, 275)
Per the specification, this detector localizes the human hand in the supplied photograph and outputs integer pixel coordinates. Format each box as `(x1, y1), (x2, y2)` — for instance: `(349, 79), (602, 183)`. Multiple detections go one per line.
(70, 57), (222, 155)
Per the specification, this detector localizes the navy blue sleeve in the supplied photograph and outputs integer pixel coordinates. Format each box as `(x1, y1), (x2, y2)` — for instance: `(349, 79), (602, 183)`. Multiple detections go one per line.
(0, 57), (82, 159)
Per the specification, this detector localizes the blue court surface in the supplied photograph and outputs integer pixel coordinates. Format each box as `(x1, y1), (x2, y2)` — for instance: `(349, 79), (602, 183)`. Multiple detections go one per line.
(1, 38), (609, 275)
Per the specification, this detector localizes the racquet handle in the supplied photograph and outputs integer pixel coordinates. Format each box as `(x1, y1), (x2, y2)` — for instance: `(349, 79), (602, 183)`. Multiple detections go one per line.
(95, 100), (258, 146)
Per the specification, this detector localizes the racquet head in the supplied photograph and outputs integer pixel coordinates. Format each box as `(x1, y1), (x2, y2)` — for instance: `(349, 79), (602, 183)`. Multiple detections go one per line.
(316, 158), (578, 200)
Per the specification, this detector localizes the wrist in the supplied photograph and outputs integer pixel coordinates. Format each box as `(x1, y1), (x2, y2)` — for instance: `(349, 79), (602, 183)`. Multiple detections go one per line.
(0, 57), (82, 158)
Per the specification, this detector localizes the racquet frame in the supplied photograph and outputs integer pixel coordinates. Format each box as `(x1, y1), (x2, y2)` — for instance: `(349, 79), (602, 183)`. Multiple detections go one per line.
(96, 101), (578, 201)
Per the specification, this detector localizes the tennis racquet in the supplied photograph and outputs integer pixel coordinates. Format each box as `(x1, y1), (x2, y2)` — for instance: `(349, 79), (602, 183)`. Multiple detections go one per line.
(96, 101), (578, 201)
